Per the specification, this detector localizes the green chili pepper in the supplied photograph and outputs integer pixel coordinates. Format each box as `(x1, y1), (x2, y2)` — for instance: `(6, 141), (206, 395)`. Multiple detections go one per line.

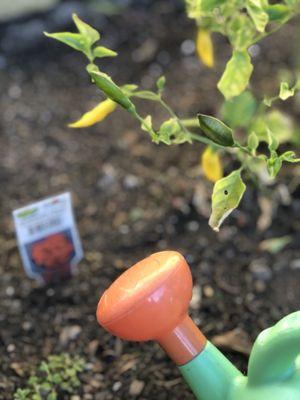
(88, 69), (134, 110)
(198, 113), (234, 147)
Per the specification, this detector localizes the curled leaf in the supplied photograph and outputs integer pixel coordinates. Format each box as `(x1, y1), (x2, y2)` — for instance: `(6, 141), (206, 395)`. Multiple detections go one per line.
(201, 146), (223, 183)
(158, 118), (181, 145)
(196, 29), (214, 68)
(209, 170), (246, 231)
(280, 151), (300, 163)
(69, 99), (117, 128)
(198, 114), (234, 147)
(279, 82), (295, 100)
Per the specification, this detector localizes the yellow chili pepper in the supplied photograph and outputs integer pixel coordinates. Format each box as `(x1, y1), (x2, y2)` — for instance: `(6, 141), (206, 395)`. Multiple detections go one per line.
(69, 99), (117, 128)
(196, 28), (214, 68)
(201, 146), (223, 183)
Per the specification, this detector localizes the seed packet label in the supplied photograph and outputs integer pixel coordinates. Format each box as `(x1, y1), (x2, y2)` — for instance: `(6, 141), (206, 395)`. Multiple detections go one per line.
(13, 192), (83, 283)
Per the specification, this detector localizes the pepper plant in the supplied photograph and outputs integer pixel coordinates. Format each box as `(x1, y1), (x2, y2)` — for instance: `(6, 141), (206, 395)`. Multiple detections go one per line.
(45, 7), (300, 231)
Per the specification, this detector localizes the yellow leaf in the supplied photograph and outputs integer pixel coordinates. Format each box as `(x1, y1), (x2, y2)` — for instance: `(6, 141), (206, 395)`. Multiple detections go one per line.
(69, 99), (117, 128)
(201, 146), (223, 183)
(196, 28), (214, 68)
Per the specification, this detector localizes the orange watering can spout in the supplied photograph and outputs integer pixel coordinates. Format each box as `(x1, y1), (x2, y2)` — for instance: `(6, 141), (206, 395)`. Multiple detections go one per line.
(97, 251), (206, 365)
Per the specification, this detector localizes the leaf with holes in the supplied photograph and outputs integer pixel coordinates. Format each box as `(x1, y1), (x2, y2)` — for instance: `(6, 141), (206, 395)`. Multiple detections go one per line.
(209, 170), (246, 231)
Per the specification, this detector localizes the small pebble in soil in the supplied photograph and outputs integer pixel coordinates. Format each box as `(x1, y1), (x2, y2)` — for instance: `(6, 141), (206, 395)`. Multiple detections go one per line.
(112, 381), (122, 392)
(203, 285), (214, 298)
(187, 220), (199, 232)
(180, 39), (195, 56)
(59, 325), (82, 346)
(7, 344), (16, 353)
(129, 379), (145, 396)
(123, 174), (140, 189)
(291, 259), (300, 269)
(119, 224), (130, 234)
(22, 321), (32, 331)
(249, 259), (272, 282)
(5, 286), (14, 296)
(254, 280), (266, 293)
(248, 44), (261, 57)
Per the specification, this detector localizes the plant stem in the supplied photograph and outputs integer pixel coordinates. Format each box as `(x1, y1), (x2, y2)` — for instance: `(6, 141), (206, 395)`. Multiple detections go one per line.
(181, 118), (199, 128)
(158, 97), (191, 135)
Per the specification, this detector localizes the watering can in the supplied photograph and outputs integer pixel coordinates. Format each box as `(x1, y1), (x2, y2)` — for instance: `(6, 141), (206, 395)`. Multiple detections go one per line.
(97, 251), (300, 400)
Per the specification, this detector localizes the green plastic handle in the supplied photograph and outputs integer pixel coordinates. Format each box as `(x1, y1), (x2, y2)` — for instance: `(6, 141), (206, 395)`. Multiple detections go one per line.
(179, 312), (300, 400)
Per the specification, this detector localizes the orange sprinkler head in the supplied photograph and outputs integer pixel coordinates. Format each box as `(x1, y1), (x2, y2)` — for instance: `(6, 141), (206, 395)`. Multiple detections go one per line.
(97, 251), (206, 365)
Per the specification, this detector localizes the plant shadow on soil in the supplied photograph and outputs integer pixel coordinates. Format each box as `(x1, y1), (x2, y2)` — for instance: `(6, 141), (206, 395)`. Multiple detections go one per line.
(0, 1), (300, 399)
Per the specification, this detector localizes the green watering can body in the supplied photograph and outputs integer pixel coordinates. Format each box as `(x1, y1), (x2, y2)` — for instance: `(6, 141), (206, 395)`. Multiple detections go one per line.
(97, 251), (300, 400)
(181, 318), (300, 400)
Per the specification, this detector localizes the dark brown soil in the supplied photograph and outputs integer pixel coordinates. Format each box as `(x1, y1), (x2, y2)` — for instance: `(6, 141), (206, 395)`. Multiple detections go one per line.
(1, 2), (300, 399)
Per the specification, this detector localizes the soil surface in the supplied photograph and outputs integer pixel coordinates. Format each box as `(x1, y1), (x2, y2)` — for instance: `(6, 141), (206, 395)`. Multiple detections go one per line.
(1, 2), (300, 399)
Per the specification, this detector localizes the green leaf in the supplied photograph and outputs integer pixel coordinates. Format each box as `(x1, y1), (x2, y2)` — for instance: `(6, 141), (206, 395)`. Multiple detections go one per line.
(141, 115), (153, 133)
(259, 236), (292, 254)
(44, 32), (85, 52)
(263, 96), (273, 107)
(72, 14), (99, 45)
(185, 0), (202, 19)
(280, 151), (300, 163)
(209, 170), (246, 231)
(156, 76), (166, 92)
(266, 4), (291, 22)
(93, 46), (117, 58)
(158, 118), (181, 145)
(46, 393), (57, 400)
(227, 14), (256, 51)
(267, 130), (279, 151)
(247, 0), (269, 32)
(279, 81), (295, 100)
(121, 84), (138, 96)
(248, 131), (259, 152)
(198, 114), (234, 146)
(250, 109), (294, 144)
(218, 51), (253, 100)
(132, 91), (160, 101)
(221, 91), (257, 128)
(267, 156), (282, 177)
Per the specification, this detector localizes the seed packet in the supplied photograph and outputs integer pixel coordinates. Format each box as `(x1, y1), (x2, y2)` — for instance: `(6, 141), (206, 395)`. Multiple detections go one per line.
(12, 192), (83, 284)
